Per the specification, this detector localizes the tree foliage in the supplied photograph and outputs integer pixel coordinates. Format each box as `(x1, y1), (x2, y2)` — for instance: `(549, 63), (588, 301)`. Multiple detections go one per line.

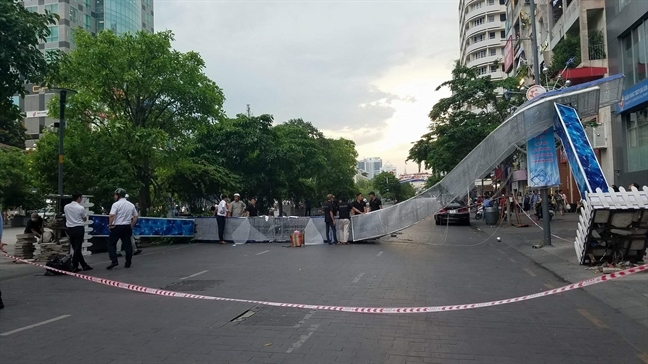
(27, 30), (359, 214)
(0, 0), (58, 149)
(407, 61), (524, 174)
(0, 147), (43, 210)
(44, 30), (225, 215)
(372, 171), (415, 201)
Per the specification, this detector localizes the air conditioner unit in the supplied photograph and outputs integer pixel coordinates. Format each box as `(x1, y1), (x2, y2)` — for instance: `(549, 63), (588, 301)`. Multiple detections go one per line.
(591, 123), (608, 149)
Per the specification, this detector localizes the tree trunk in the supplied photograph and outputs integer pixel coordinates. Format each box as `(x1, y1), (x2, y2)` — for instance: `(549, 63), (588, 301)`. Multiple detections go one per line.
(139, 183), (151, 217)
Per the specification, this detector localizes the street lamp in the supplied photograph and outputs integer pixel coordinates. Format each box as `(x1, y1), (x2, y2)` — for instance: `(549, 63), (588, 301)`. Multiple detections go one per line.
(50, 88), (77, 214)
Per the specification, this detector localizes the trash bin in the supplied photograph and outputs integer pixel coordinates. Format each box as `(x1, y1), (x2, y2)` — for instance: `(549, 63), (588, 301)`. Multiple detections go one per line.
(484, 206), (499, 225)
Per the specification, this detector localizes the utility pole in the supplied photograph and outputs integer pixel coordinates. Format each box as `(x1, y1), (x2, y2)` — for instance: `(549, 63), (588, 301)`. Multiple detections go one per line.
(246, 104), (251, 118)
(529, 0), (552, 247)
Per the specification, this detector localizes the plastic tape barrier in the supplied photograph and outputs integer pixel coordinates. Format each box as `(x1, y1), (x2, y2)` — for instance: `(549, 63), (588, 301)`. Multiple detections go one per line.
(3, 253), (646, 314)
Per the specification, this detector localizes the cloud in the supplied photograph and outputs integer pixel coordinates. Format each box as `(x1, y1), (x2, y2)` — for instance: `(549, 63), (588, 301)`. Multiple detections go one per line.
(156, 0), (459, 173)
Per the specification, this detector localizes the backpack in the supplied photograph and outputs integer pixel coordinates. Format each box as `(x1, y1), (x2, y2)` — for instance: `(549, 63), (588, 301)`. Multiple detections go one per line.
(44, 254), (73, 276)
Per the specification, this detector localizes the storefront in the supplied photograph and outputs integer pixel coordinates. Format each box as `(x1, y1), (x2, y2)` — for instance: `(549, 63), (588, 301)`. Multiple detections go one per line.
(615, 77), (648, 186)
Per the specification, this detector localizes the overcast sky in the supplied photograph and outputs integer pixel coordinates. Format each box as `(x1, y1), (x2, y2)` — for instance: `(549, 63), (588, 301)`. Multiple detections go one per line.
(157, 0), (459, 175)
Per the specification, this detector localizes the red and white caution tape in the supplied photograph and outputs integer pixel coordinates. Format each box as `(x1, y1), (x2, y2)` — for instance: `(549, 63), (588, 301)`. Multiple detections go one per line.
(3, 253), (646, 314)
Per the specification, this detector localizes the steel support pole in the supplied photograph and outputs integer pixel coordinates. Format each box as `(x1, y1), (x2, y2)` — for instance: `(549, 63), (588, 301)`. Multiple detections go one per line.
(529, 0), (552, 246)
(57, 90), (67, 214)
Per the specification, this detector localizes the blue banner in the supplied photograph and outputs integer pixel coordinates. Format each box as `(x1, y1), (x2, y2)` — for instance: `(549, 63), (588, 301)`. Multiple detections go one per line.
(553, 104), (609, 196)
(616, 78), (648, 114)
(526, 127), (560, 188)
(89, 215), (195, 237)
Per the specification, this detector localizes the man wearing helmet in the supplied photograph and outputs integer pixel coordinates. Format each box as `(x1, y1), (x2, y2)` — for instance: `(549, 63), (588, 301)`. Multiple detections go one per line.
(107, 188), (139, 270)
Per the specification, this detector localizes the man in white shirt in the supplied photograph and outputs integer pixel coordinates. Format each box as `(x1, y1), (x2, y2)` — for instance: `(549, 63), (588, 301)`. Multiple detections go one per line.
(214, 194), (228, 244)
(107, 188), (139, 270)
(116, 194), (142, 257)
(64, 192), (92, 272)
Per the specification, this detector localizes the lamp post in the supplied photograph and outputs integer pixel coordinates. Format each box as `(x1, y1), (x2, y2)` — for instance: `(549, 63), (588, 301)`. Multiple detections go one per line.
(50, 88), (77, 214)
(526, 0), (553, 247)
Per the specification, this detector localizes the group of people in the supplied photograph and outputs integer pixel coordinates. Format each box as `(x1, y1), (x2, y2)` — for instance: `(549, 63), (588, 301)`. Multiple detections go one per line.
(321, 192), (382, 245)
(209, 191), (384, 245)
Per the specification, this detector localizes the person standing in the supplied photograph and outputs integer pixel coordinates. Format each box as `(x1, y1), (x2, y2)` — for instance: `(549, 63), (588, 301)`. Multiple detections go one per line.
(337, 197), (351, 244)
(230, 193), (246, 217)
(246, 198), (259, 217)
(64, 192), (93, 273)
(215, 194), (229, 244)
(323, 194), (338, 245)
(106, 188), (139, 270)
(0, 215), (5, 309)
(116, 194), (142, 257)
(368, 192), (382, 212)
(352, 193), (365, 215)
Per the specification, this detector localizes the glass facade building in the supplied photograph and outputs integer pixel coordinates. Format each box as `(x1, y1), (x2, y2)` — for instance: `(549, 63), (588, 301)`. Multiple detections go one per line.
(98, 0), (142, 34)
(606, 0), (648, 185)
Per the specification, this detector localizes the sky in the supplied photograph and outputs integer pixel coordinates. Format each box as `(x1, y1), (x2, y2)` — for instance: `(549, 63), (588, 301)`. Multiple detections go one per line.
(156, 0), (460, 175)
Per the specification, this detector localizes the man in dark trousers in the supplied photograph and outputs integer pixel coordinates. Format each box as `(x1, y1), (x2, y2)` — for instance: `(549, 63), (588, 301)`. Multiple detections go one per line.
(323, 194), (338, 245)
(337, 197), (352, 244)
(368, 191), (382, 212)
(107, 188), (139, 270)
(64, 192), (93, 272)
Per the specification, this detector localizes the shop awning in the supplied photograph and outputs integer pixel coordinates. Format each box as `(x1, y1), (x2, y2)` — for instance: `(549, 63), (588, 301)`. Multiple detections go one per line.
(561, 67), (607, 84)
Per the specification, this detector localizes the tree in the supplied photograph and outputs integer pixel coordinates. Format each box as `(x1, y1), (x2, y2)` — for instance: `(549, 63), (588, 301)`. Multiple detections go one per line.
(314, 137), (358, 200)
(0, 1), (58, 148)
(46, 30), (225, 215)
(0, 147), (44, 210)
(407, 61), (524, 174)
(355, 179), (374, 197)
(372, 171), (401, 200)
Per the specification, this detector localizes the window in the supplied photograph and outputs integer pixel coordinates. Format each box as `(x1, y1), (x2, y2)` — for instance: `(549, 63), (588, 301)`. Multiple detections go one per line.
(477, 66), (488, 75)
(501, 47), (505, 55)
(621, 20), (648, 88)
(625, 108), (648, 172)
(490, 48), (497, 56)
(45, 26), (59, 43)
(500, 30), (506, 38)
(473, 34), (484, 43)
(70, 7), (78, 22)
(471, 1), (483, 11)
(488, 15), (495, 22)
(499, 0), (506, 4)
(488, 0), (495, 5)
(473, 17), (484, 27)
(25, 6), (38, 12)
(500, 14), (506, 21)
(44, 4), (58, 14)
(489, 31), (496, 39)
(490, 65), (499, 73)
(85, 0), (91, 7)
(85, 14), (91, 30)
(475, 50), (487, 59)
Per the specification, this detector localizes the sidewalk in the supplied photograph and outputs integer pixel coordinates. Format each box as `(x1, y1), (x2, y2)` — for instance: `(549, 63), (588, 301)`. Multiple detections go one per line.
(477, 211), (648, 329)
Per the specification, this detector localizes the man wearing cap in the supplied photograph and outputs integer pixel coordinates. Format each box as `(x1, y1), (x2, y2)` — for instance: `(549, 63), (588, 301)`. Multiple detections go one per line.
(116, 194), (142, 257)
(107, 188), (138, 270)
(64, 192), (93, 272)
(230, 193), (246, 217)
(24, 212), (44, 239)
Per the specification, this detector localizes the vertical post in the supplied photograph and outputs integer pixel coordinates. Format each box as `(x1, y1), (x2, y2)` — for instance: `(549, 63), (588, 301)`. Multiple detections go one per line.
(529, 0), (551, 246)
(58, 90), (67, 214)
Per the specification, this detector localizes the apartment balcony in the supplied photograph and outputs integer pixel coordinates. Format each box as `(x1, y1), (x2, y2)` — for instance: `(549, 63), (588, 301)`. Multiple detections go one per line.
(466, 54), (501, 69)
(465, 21), (505, 39)
(550, 0), (604, 50)
(465, 3), (506, 25)
(464, 37), (506, 56)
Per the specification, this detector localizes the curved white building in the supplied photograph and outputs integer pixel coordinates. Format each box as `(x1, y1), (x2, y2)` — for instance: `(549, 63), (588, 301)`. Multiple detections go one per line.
(459, 0), (508, 80)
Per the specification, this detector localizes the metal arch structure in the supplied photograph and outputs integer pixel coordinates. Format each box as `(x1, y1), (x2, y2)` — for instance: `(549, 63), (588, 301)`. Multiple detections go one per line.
(350, 75), (627, 255)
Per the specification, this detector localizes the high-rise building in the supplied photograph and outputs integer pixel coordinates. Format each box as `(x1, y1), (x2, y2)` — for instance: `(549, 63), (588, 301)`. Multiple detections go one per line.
(16, 0), (155, 148)
(606, 0), (648, 186)
(382, 162), (397, 175)
(356, 157), (383, 180)
(459, 0), (508, 81)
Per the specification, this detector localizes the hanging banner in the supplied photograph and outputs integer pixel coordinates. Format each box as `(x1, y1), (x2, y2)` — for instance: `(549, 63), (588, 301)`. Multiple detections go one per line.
(526, 127), (560, 188)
